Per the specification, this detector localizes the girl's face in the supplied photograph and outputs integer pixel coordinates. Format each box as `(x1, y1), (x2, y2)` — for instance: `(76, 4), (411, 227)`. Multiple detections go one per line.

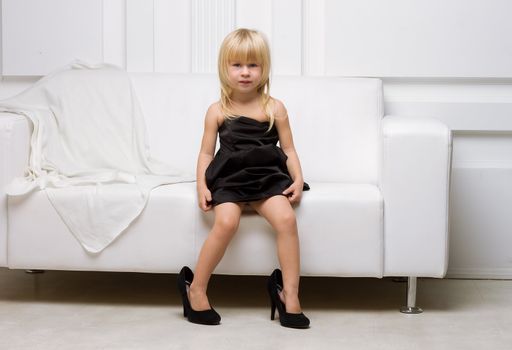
(227, 61), (262, 94)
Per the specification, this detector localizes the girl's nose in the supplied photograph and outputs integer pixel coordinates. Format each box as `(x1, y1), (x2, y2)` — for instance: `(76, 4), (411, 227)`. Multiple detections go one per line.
(241, 66), (250, 75)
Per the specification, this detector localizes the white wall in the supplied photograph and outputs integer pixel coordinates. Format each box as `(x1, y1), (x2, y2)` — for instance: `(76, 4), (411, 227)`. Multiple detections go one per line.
(324, 0), (512, 78)
(2, 0), (103, 75)
(1, 0), (512, 278)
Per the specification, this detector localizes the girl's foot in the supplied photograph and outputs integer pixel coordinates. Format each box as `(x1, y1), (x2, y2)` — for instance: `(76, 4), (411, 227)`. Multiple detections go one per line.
(188, 284), (213, 311)
(279, 290), (302, 314)
(268, 269), (310, 329)
(177, 266), (221, 325)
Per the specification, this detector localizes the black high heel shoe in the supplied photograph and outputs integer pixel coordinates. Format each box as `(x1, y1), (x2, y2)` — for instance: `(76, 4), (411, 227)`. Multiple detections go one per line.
(267, 269), (310, 329)
(177, 266), (221, 325)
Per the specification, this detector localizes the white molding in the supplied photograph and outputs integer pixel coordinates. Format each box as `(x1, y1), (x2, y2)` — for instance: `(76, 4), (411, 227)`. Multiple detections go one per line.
(384, 81), (512, 104)
(191, 0), (235, 73)
(451, 133), (512, 168)
(302, 0), (325, 76)
(385, 101), (512, 132)
(384, 81), (512, 131)
(452, 160), (512, 169)
(126, 0), (154, 72)
(0, 2), (3, 76)
(446, 268), (512, 280)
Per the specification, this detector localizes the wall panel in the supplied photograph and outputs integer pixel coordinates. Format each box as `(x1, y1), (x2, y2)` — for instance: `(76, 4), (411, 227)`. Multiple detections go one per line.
(271, 0), (302, 75)
(2, 0), (103, 76)
(154, 0), (191, 73)
(235, 0), (272, 40)
(103, 0), (126, 69)
(126, 0), (154, 72)
(324, 0), (512, 78)
(303, 0), (325, 76)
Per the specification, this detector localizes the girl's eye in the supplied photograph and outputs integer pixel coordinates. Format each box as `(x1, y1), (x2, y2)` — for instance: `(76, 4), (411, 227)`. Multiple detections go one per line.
(232, 63), (241, 67)
(249, 63), (258, 68)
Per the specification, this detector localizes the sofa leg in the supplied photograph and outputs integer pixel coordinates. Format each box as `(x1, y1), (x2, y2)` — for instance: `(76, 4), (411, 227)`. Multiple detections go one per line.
(25, 269), (45, 274)
(400, 276), (423, 314)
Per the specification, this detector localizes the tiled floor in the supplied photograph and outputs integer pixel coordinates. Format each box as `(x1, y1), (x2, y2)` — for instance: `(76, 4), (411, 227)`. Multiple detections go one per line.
(0, 268), (511, 349)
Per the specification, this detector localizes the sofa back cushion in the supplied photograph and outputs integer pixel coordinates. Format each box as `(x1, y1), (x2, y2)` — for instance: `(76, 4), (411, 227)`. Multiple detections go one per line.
(130, 74), (383, 184)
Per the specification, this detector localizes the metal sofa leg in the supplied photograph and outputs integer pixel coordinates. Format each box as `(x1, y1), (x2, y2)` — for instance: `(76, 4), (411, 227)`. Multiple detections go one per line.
(400, 276), (423, 314)
(25, 269), (45, 274)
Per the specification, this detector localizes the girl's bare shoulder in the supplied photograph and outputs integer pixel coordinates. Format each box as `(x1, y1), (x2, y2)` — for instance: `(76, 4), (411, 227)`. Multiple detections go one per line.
(206, 101), (224, 127)
(270, 97), (288, 121)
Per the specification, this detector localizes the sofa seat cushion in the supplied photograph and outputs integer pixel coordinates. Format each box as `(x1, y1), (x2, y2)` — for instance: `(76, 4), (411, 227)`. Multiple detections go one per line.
(8, 182), (383, 276)
(198, 183), (384, 277)
(7, 183), (198, 272)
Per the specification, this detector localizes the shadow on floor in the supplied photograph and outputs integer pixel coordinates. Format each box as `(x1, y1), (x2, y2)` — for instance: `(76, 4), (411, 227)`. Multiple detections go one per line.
(0, 268), (464, 312)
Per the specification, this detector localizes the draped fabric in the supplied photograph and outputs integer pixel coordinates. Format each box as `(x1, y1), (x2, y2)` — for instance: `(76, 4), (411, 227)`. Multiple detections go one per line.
(0, 61), (193, 253)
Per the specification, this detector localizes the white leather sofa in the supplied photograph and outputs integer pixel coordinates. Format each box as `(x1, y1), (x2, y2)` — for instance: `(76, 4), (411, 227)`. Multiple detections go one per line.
(0, 74), (452, 313)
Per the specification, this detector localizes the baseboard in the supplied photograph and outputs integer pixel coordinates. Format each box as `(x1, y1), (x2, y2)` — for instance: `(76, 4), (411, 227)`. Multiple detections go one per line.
(446, 267), (512, 279)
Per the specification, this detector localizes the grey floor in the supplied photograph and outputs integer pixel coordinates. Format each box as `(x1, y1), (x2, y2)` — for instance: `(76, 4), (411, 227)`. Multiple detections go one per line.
(0, 268), (511, 350)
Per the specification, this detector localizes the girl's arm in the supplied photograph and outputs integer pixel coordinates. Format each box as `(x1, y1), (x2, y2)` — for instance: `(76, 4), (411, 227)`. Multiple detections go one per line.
(273, 99), (305, 204)
(196, 103), (221, 211)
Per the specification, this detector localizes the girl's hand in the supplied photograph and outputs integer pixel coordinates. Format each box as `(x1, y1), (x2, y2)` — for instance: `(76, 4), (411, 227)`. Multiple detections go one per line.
(282, 181), (303, 204)
(198, 185), (213, 211)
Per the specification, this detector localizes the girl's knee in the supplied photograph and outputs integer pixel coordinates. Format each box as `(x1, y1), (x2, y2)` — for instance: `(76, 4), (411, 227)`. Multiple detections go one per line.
(213, 215), (240, 236)
(284, 209), (297, 224)
(276, 210), (297, 232)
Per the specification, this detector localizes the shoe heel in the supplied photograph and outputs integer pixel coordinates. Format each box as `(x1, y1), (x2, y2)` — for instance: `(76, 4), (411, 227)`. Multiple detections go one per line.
(267, 268), (310, 329)
(177, 266), (221, 325)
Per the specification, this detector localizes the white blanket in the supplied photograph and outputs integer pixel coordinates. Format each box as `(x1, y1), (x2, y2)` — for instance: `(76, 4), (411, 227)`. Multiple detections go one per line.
(0, 61), (194, 253)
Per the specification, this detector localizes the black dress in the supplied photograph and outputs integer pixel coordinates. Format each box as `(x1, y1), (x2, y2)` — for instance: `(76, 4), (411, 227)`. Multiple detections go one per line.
(205, 116), (309, 206)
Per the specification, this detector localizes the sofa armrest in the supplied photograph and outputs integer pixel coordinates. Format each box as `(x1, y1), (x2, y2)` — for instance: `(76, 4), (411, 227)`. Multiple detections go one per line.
(0, 113), (31, 267)
(380, 115), (452, 277)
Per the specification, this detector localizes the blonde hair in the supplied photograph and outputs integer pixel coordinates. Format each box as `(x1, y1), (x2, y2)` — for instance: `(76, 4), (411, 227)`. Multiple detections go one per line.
(218, 28), (275, 130)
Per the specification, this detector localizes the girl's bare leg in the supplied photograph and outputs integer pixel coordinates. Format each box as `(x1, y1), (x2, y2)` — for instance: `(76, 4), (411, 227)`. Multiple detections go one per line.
(250, 195), (302, 313)
(189, 202), (243, 311)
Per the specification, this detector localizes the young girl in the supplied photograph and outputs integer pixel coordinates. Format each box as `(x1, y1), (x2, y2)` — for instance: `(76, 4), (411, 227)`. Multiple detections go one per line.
(177, 28), (310, 329)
